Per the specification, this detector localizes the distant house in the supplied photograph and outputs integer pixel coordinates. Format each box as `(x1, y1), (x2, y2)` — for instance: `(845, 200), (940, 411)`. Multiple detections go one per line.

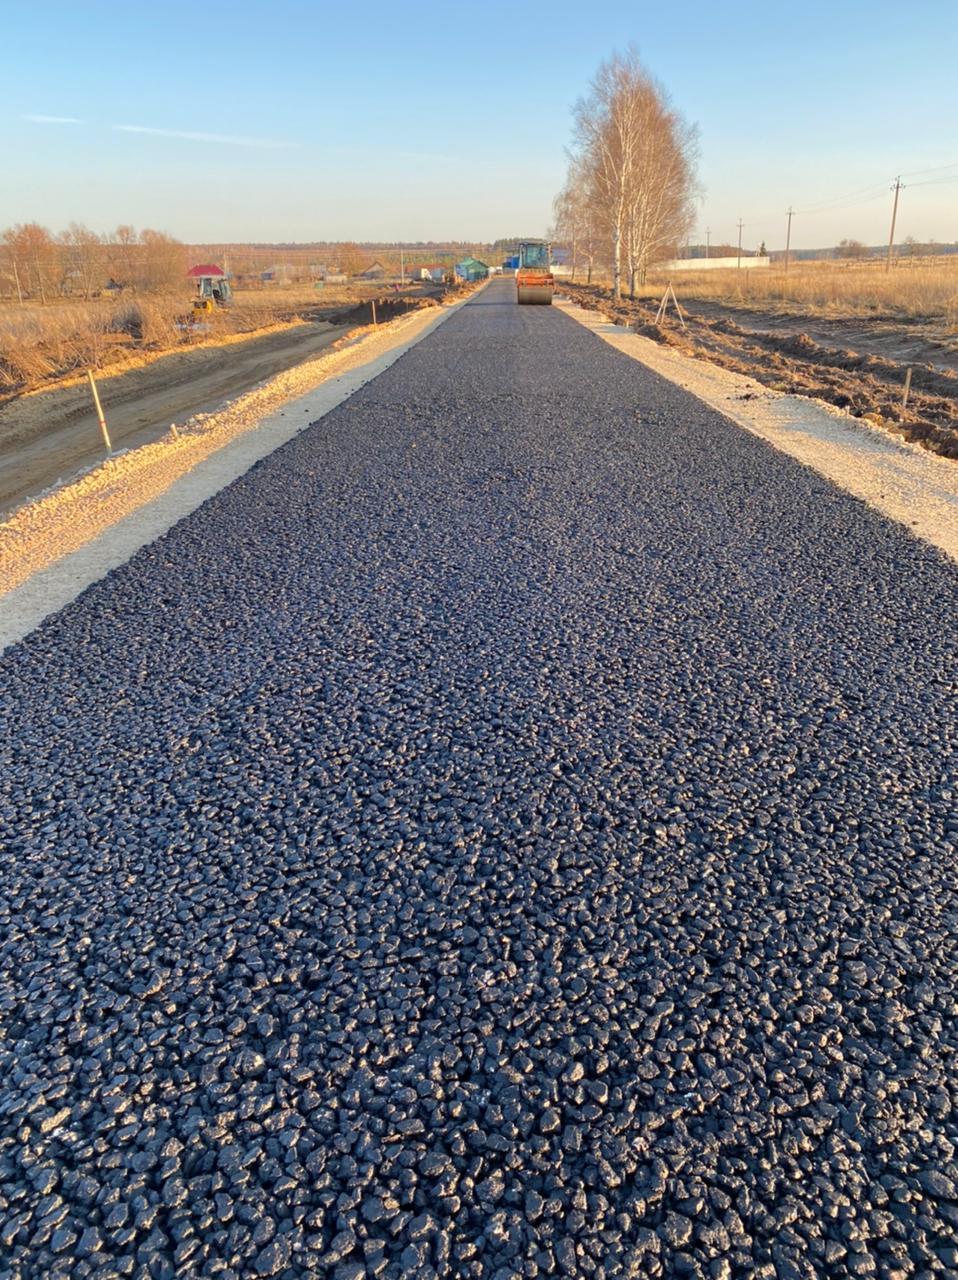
(187, 263), (227, 288)
(309, 263), (349, 281)
(454, 257), (489, 282)
(358, 261), (386, 280)
(410, 264), (446, 282)
(260, 263), (296, 285)
(550, 246), (573, 278)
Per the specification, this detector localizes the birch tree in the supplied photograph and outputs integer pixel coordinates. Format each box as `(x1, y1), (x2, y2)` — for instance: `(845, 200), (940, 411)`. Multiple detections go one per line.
(571, 49), (697, 299)
(58, 223), (103, 299)
(573, 54), (637, 299)
(1, 224), (59, 302)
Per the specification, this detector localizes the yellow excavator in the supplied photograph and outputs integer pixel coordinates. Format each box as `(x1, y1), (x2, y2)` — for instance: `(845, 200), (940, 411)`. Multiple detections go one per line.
(516, 240), (554, 305)
(188, 265), (233, 316)
(192, 277), (233, 315)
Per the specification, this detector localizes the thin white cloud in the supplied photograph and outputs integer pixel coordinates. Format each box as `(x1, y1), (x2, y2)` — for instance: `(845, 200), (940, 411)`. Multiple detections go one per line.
(24, 114), (83, 125)
(113, 125), (297, 150)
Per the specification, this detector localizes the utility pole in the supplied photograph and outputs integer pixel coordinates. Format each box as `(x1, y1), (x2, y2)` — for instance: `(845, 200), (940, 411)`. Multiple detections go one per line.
(705, 227), (710, 260)
(400, 246), (405, 286)
(737, 219), (744, 269)
(784, 207), (794, 273)
(886, 177), (903, 272)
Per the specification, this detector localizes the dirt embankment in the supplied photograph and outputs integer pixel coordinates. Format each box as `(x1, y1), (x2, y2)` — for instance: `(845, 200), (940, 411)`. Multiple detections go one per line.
(561, 283), (958, 460)
(0, 283), (448, 403)
(679, 298), (958, 377)
(0, 293), (448, 517)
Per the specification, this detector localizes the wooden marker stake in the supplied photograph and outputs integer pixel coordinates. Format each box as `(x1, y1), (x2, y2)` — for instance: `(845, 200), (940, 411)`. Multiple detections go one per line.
(900, 367), (913, 420)
(87, 370), (112, 453)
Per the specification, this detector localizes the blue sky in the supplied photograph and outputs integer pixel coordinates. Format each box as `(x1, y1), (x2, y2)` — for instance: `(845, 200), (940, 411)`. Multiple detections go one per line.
(4, 0), (957, 249)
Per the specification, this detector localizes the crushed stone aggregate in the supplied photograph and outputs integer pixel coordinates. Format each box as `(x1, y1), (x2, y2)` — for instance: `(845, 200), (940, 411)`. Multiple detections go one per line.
(1, 278), (957, 1278)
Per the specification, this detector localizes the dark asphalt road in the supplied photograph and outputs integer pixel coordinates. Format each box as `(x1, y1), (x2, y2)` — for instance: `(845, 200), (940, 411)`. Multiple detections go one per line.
(2, 277), (957, 1279)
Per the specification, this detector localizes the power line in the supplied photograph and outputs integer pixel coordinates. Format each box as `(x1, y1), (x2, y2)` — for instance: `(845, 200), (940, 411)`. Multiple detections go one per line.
(794, 182), (890, 215)
(798, 190), (891, 217)
(900, 159), (958, 178)
(728, 181), (893, 238)
(907, 174), (958, 189)
(738, 211), (788, 227)
(696, 155), (957, 256)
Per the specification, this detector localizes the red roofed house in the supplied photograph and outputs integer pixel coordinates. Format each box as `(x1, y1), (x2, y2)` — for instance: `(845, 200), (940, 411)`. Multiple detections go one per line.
(187, 263), (232, 304)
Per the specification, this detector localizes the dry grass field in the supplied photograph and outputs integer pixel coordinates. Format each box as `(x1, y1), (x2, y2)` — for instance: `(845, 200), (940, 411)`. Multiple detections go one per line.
(635, 256), (958, 326)
(0, 283), (388, 400)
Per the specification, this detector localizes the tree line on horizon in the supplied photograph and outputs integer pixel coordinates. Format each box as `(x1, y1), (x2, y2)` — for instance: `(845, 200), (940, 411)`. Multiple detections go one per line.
(0, 226), (526, 302)
(1, 224), (188, 303)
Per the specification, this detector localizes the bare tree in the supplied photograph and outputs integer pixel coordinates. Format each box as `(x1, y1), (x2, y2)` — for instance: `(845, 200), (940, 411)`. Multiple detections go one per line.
(338, 242), (368, 276)
(139, 229), (187, 291)
(58, 222), (104, 299)
(624, 93), (697, 295)
(552, 184), (578, 280)
(109, 224), (140, 288)
(573, 55), (635, 298)
(571, 49), (697, 299)
(1, 223), (59, 302)
(0, 230), (24, 302)
(553, 161), (603, 283)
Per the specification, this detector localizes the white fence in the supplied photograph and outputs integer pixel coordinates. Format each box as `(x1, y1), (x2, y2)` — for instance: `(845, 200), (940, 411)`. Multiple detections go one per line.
(659, 256), (771, 271)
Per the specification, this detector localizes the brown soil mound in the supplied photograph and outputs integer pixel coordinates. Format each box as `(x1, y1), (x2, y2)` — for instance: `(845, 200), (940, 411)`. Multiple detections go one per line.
(330, 295), (439, 327)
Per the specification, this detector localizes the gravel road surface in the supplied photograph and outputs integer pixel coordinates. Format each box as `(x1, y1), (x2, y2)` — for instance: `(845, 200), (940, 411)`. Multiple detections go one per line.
(2, 278), (957, 1278)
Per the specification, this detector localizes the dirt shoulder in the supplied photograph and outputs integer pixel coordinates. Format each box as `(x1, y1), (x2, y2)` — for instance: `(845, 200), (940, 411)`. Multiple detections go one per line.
(680, 298), (958, 378)
(0, 293), (441, 516)
(561, 283), (958, 460)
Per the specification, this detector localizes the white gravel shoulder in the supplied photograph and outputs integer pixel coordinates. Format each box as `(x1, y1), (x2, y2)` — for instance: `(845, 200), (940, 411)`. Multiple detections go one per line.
(0, 296), (475, 652)
(556, 297), (958, 565)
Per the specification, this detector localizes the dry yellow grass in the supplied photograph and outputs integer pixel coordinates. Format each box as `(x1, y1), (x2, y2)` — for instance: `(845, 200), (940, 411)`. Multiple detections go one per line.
(232, 284), (354, 312)
(0, 283), (382, 397)
(639, 256), (958, 326)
